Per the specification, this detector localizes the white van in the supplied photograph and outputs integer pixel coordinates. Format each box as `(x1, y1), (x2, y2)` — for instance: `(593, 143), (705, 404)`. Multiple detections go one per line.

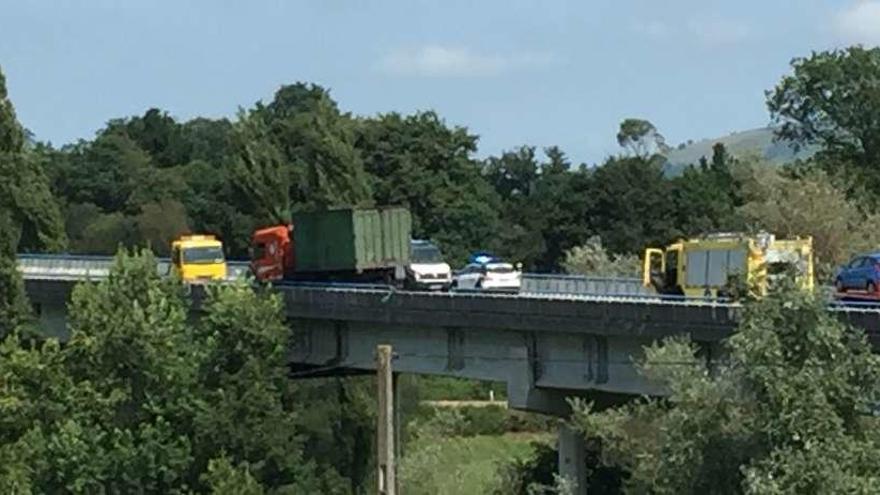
(406, 240), (452, 291)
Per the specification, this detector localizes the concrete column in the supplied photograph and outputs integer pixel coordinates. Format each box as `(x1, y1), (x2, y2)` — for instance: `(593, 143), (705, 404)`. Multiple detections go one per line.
(558, 425), (588, 495)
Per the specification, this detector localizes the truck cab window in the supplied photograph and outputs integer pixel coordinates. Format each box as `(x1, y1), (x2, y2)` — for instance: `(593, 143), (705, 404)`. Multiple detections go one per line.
(182, 246), (225, 264)
(253, 242), (267, 260)
(664, 250), (678, 287)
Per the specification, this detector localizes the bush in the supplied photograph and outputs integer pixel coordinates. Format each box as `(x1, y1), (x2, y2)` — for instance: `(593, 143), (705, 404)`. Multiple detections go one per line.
(409, 405), (555, 440)
(493, 439), (626, 494)
(493, 442), (557, 494)
(562, 236), (640, 277)
(460, 405), (507, 436)
(505, 409), (558, 433)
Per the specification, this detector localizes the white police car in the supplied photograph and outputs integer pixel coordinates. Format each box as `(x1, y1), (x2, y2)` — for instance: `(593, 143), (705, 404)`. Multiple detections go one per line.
(452, 253), (521, 293)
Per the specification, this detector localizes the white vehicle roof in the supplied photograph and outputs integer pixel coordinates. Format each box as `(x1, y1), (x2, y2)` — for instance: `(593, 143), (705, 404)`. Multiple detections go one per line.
(485, 262), (514, 270)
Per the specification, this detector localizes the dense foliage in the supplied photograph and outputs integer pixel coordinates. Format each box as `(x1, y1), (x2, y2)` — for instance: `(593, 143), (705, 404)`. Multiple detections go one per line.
(0, 249), (374, 493)
(768, 46), (880, 201)
(572, 280), (880, 493)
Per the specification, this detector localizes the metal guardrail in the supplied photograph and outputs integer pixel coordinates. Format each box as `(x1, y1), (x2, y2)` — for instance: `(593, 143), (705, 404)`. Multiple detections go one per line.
(17, 254), (250, 281)
(521, 273), (651, 296)
(16, 255), (880, 311)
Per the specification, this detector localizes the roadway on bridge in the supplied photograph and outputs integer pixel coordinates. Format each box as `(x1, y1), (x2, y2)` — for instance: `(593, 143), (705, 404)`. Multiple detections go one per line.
(16, 253), (880, 317)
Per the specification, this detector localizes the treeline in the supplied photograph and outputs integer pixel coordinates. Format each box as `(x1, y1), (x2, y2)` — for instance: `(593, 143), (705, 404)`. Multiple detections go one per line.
(10, 51), (880, 278)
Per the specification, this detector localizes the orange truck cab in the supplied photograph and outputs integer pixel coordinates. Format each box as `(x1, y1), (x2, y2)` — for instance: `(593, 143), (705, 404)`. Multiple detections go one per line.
(250, 225), (294, 282)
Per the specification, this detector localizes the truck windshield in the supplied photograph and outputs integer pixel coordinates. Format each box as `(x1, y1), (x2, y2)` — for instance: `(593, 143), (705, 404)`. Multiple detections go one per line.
(183, 246), (225, 264)
(412, 245), (443, 263)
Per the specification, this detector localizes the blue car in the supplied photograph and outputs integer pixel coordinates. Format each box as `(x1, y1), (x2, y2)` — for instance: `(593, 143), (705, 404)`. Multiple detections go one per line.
(835, 253), (880, 293)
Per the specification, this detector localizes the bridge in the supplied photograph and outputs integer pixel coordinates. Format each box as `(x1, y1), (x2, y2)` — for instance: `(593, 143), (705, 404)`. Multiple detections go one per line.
(18, 254), (880, 493)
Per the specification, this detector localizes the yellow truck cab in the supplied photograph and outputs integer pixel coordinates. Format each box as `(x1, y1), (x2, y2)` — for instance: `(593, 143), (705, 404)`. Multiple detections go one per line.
(170, 235), (227, 282)
(643, 232), (813, 298)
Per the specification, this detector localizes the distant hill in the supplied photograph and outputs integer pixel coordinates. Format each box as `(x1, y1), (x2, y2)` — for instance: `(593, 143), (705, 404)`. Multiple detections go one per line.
(662, 127), (818, 176)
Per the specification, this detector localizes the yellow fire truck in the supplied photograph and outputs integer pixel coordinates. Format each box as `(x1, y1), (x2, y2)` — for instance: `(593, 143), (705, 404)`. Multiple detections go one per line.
(642, 232), (814, 298)
(170, 235), (227, 282)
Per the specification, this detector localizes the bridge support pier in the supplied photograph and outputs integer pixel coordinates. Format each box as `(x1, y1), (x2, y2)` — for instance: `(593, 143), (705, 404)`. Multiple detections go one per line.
(505, 345), (570, 415)
(558, 424), (588, 495)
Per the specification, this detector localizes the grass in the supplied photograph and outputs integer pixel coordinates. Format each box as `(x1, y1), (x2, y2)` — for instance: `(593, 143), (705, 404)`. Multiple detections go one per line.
(399, 432), (552, 495)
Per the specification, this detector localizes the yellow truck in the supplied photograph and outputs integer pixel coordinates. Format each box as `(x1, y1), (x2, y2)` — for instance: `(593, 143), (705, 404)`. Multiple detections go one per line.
(170, 234), (227, 282)
(643, 232), (814, 298)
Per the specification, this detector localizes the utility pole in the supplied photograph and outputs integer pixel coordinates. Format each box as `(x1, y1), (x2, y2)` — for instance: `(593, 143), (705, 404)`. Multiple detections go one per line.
(376, 345), (396, 495)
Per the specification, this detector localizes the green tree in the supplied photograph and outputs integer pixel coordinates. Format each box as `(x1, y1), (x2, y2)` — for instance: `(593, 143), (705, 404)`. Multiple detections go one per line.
(573, 280), (880, 493)
(182, 117), (235, 165)
(0, 67), (66, 254)
(483, 146), (592, 270)
(67, 210), (135, 254)
(616, 118), (668, 159)
(357, 111), (502, 263)
(0, 152), (67, 253)
(105, 108), (190, 168)
(669, 143), (742, 236)
(260, 83), (373, 210)
(193, 282), (328, 492)
(588, 155), (677, 254)
(202, 457), (265, 495)
(0, 254), (31, 337)
(767, 47), (880, 195)
(0, 250), (347, 492)
(52, 133), (154, 213)
(231, 111), (293, 224)
(62, 250), (198, 492)
(561, 236), (640, 277)
(529, 148), (593, 270)
(133, 199), (190, 256)
(0, 66), (24, 153)
(180, 158), (256, 257)
(127, 165), (189, 212)
(483, 146), (546, 267)
(295, 377), (376, 494)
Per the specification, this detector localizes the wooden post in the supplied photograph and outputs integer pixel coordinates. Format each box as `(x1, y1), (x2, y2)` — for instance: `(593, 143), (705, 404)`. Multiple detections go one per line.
(376, 345), (396, 495)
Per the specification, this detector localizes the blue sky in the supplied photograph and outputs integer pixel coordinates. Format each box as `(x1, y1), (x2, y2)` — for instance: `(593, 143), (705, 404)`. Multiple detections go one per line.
(2, 0), (879, 164)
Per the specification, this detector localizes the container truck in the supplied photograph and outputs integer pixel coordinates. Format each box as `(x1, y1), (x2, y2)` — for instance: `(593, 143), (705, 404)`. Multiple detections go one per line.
(643, 232), (814, 298)
(250, 207), (412, 284)
(170, 234), (227, 282)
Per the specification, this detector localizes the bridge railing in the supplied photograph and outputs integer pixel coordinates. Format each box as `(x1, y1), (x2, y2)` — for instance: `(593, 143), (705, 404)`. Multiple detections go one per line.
(521, 272), (652, 296)
(17, 254), (250, 281)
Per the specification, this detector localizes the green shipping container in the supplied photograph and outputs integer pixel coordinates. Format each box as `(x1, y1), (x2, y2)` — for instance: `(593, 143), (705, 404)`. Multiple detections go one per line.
(292, 207), (412, 273)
